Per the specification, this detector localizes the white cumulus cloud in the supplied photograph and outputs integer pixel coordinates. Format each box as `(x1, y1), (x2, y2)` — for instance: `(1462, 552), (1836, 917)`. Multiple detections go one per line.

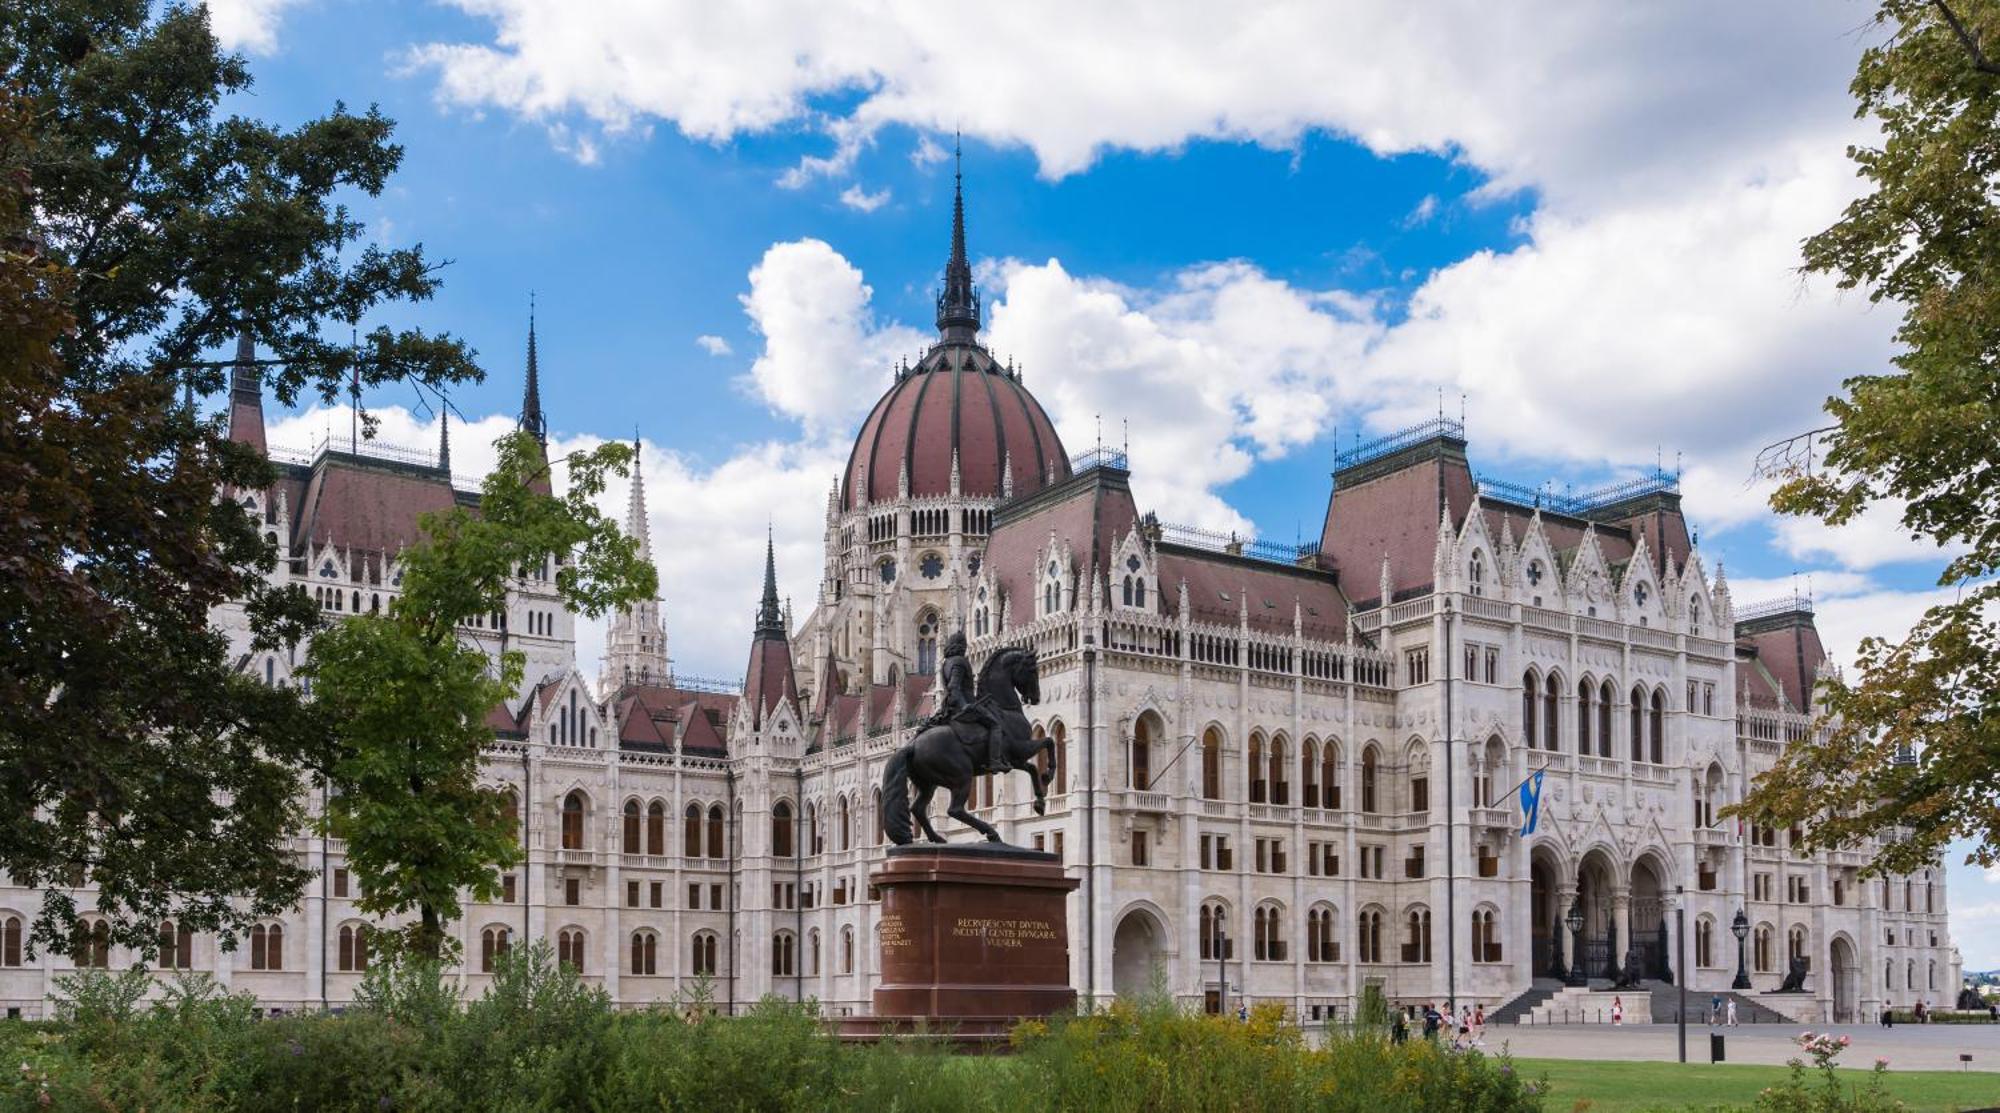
(695, 334), (733, 356)
(838, 184), (891, 212)
(203, 0), (302, 54)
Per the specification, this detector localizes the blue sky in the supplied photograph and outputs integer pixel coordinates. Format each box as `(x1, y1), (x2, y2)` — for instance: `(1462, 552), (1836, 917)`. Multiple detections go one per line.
(210, 1), (1994, 965)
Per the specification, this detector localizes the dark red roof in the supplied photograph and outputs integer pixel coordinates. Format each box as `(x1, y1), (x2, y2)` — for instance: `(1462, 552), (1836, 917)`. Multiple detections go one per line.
(742, 636), (798, 729)
(841, 342), (1069, 509)
(1736, 612), (1827, 712)
(1319, 442), (1475, 606)
(292, 454), (461, 557)
(610, 683), (740, 754)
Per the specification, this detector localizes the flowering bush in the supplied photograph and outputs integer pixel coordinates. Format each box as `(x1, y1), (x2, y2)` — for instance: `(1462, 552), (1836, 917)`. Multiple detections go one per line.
(1752, 1030), (1903, 1113)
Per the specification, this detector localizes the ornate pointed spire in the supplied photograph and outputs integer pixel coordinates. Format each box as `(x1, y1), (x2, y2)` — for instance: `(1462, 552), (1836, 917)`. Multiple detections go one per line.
(755, 527), (785, 640)
(935, 134), (981, 342)
(519, 295), (546, 447)
(226, 328), (267, 454)
(625, 433), (652, 560)
(437, 405), (451, 474)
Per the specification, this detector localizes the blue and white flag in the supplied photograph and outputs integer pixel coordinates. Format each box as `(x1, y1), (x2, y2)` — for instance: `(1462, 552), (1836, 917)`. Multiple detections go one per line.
(1518, 769), (1545, 836)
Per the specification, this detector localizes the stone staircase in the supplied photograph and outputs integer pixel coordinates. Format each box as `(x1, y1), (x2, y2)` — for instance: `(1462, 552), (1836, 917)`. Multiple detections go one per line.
(1516, 985), (1653, 1025)
(1488, 978), (1565, 1026)
(1645, 985), (1795, 1025)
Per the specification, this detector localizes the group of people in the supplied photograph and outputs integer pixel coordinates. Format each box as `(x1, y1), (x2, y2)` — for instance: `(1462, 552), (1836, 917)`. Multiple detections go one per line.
(1707, 994), (1741, 1026)
(1389, 1003), (1487, 1049)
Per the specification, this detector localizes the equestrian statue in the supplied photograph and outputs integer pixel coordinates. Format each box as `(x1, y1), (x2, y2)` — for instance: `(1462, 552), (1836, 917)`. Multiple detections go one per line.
(881, 634), (1052, 845)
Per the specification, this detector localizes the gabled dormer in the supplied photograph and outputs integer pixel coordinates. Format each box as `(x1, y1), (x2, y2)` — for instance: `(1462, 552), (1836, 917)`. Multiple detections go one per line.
(1620, 532), (1662, 628)
(1110, 525), (1156, 614)
(1516, 512), (1560, 609)
(1564, 526), (1613, 619)
(1035, 529), (1076, 619)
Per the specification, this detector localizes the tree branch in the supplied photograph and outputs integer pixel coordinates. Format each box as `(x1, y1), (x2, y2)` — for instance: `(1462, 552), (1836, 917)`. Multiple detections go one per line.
(1933, 0), (2000, 75)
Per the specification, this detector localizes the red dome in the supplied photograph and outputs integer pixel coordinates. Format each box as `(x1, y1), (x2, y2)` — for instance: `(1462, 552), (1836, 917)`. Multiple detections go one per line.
(841, 342), (1070, 510)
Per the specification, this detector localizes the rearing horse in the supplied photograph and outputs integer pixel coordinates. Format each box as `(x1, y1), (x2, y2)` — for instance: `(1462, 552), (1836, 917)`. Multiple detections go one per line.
(881, 646), (1051, 844)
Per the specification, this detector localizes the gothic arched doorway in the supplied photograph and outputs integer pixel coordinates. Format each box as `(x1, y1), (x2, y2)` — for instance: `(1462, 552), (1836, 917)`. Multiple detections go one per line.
(1631, 855), (1668, 981)
(1576, 849), (1618, 981)
(1830, 936), (1859, 1023)
(1112, 908), (1167, 999)
(1530, 852), (1562, 979)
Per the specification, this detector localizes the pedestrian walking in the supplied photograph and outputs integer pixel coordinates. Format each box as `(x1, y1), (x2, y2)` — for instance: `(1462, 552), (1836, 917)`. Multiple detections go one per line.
(1709, 993), (1723, 1026)
(1422, 1002), (1442, 1040)
(1391, 1011), (1408, 1044)
(1237, 1002), (1249, 1023)
(1472, 1004), (1486, 1046)
(1611, 996), (1624, 1025)
(1726, 998), (1738, 1027)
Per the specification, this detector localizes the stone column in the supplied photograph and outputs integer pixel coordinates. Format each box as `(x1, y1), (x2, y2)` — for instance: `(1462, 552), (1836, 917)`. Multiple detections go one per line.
(1613, 888), (1632, 976)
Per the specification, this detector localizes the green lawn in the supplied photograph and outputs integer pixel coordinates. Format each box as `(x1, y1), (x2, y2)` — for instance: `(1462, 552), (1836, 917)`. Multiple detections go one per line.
(1514, 1058), (2000, 1113)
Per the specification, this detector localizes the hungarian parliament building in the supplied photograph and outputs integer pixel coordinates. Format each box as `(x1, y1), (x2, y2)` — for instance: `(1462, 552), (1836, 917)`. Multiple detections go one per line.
(1, 183), (1959, 1026)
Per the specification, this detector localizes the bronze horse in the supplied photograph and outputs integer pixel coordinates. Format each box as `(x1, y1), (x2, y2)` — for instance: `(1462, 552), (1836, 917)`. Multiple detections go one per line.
(881, 646), (1052, 845)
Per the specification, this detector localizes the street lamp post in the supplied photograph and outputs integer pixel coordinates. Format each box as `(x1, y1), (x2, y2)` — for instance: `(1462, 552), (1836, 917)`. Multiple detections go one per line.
(1675, 887), (1687, 1063)
(1731, 908), (1752, 990)
(1565, 898), (1588, 988)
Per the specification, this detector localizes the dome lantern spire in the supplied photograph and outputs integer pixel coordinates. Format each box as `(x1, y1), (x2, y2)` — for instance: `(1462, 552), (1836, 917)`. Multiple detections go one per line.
(935, 134), (981, 343)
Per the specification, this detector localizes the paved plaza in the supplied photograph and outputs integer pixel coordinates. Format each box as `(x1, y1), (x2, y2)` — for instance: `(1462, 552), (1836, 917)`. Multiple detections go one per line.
(1488, 1022), (2000, 1073)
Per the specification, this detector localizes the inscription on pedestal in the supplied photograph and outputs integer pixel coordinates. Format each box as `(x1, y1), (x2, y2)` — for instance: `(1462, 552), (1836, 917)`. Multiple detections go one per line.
(952, 917), (1058, 948)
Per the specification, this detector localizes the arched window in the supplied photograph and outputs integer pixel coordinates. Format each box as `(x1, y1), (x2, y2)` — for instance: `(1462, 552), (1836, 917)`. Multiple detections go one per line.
(809, 929), (822, 976)
(707, 804), (725, 859)
(1357, 908), (1384, 964)
(1307, 905), (1339, 963)
(1402, 907), (1433, 964)
(1928, 959), (1937, 990)
(1468, 550), (1485, 595)
(159, 920), (193, 970)
(772, 801), (795, 858)
(1121, 576), (1133, 606)
(481, 927), (510, 973)
(500, 789), (520, 845)
(773, 932), (796, 978)
(337, 924), (370, 972)
(631, 930), (657, 975)
(556, 927), (585, 972)
(693, 931), (718, 976)
(916, 612), (939, 675)
(1577, 681), (1594, 755)
(684, 803), (703, 858)
(1696, 917), (1714, 967)
(1630, 686), (1646, 762)
(1051, 721), (1068, 796)
(1754, 924), (1773, 973)
(838, 795), (851, 851)
(1134, 578), (1147, 608)
(1542, 673), (1560, 750)
(1361, 747), (1379, 814)
(1322, 742), (1341, 809)
(1649, 689), (1666, 764)
(622, 800), (642, 854)
(808, 802), (823, 855)
(1522, 670), (1539, 749)
(1268, 736), (1288, 806)
(1201, 728), (1222, 800)
(1131, 716), (1154, 790)
(1787, 925), (1809, 968)
(1248, 734), (1267, 802)
(872, 788), (884, 845)
(646, 801), (665, 855)
(561, 791), (586, 850)
(1598, 680), (1614, 757)
(248, 922), (280, 971)
(1470, 908), (1501, 962)
(1199, 902), (1231, 960)
(840, 927), (855, 974)
(1300, 739), (1320, 808)
(1253, 903), (1286, 961)
(1, 916), (21, 968)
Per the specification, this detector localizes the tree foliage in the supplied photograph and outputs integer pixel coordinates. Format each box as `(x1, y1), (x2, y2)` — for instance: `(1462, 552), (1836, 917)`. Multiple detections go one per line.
(306, 433), (655, 960)
(0, 0), (482, 956)
(1738, 0), (2000, 874)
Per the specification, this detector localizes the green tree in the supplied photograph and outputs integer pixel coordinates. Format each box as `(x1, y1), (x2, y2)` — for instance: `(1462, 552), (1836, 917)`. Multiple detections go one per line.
(305, 433), (655, 961)
(0, 0), (482, 956)
(1739, 0), (2000, 874)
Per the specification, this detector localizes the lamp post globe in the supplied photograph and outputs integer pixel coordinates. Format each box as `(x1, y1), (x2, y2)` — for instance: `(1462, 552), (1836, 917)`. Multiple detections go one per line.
(1731, 908), (1752, 990)
(1564, 897), (1588, 987)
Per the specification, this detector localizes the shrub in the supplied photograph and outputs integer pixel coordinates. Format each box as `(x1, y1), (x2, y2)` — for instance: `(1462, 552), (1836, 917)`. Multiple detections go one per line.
(1752, 1031), (1901, 1113)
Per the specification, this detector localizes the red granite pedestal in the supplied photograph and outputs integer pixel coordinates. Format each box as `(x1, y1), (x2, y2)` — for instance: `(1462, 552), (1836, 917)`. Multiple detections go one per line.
(836, 843), (1079, 1046)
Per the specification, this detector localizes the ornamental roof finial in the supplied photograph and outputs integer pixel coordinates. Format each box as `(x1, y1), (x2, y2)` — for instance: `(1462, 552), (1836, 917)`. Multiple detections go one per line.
(935, 132), (981, 342)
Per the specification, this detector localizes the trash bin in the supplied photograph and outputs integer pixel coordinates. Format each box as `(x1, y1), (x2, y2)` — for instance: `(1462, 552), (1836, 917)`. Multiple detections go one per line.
(1710, 1033), (1725, 1063)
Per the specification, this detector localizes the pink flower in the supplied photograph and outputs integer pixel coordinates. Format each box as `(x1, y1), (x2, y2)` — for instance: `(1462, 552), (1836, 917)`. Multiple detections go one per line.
(1875, 1057), (1890, 1069)
(1839, 1035), (1850, 1047)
